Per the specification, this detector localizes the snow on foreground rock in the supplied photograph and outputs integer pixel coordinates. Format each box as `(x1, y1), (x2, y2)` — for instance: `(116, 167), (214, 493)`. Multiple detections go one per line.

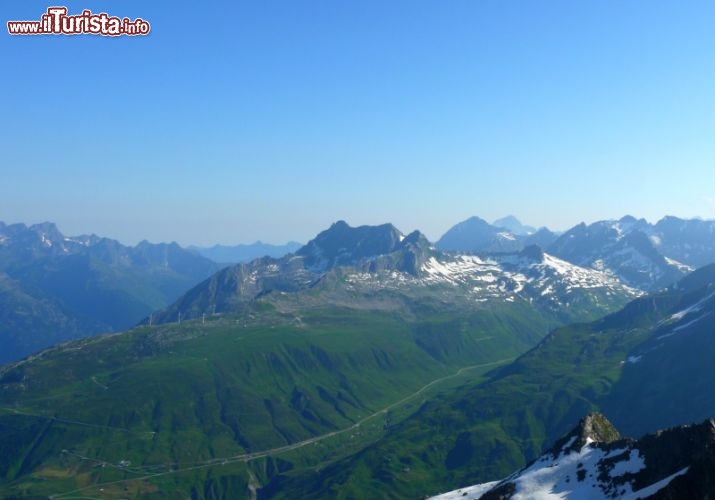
(430, 440), (684, 499)
(429, 413), (715, 499)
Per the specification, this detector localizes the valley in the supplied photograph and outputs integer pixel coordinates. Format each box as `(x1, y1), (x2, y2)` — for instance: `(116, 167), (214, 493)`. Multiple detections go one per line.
(1, 217), (714, 499)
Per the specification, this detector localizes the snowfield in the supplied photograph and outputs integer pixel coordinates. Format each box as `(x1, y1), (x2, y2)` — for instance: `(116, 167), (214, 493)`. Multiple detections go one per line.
(430, 438), (687, 500)
(342, 251), (641, 305)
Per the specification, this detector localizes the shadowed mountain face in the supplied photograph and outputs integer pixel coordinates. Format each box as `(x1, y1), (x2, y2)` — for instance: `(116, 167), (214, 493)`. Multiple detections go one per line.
(433, 413), (715, 500)
(546, 216), (691, 291)
(0, 222), (220, 363)
(653, 216), (715, 267)
(545, 215), (715, 291)
(296, 220), (406, 270)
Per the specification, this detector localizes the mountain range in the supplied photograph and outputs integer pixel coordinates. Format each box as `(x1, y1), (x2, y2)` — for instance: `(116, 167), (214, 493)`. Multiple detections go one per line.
(1, 215), (715, 498)
(0, 220), (645, 499)
(149, 220), (638, 327)
(0, 222), (221, 363)
(438, 215), (713, 292)
(4, 214), (712, 366)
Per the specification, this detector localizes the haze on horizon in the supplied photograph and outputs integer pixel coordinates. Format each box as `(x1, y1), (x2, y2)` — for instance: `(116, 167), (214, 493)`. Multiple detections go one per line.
(3, 1), (715, 246)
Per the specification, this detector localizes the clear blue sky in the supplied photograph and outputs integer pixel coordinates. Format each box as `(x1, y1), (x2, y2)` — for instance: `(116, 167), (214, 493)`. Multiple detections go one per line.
(2, 1), (715, 245)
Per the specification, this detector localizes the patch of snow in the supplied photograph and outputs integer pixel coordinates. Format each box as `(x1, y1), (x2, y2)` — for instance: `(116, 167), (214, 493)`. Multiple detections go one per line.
(497, 231), (516, 241)
(431, 441), (691, 500)
(63, 236), (95, 247)
(608, 449), (645, 475)
(657, 312), (711, 340)
(433, 439), (649, 500)
(612, 221), (625, 237)
(664, 256), (693, 273)
(344, 250), (638, 305)
(669, 290), (715, 321)
(673, 313), (709, 332)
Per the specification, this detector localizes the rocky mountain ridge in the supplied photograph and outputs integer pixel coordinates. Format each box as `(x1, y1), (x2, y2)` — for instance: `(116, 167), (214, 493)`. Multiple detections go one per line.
(150, 221), (640, 325)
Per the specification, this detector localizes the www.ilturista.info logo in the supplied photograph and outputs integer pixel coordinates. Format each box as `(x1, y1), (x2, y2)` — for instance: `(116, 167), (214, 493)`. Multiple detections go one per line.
(7, 7), (150, 36)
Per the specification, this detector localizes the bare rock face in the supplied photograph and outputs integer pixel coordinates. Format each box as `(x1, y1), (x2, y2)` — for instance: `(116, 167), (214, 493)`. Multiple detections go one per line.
(550, 412), (622, 455)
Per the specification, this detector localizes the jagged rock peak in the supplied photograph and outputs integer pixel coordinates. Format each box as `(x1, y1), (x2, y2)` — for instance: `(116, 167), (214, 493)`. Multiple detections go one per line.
(296, 221), (405, 270)
(299, 221), (402, 251)
(552, 412), (621, 455)
(576, 412), (620, 444)
(402, 230), (431, 247)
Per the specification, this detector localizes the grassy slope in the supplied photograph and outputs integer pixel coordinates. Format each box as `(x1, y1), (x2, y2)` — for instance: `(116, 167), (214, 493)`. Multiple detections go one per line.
(0, 297), (562, 499)
(262, 288), (699, 499)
